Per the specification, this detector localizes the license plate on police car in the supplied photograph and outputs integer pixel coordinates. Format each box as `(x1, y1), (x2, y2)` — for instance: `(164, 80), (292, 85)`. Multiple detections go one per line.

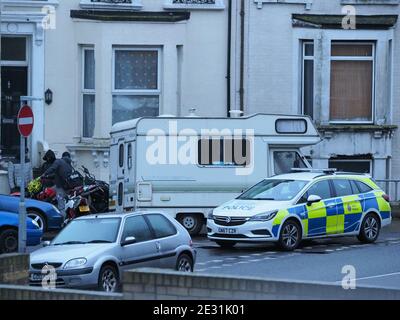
(218, 228), (237, 234)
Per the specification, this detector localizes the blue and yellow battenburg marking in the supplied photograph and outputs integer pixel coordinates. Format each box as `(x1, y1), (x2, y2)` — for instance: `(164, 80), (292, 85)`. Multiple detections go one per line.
(272, 188), (391, 238)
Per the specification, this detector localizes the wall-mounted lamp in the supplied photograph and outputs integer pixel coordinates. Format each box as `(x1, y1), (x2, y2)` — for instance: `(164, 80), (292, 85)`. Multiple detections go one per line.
(45, 89), (53, 105)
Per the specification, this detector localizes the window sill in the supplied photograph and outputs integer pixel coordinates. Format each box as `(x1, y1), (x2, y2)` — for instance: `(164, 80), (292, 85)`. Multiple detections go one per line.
(317, 124), (398, 133)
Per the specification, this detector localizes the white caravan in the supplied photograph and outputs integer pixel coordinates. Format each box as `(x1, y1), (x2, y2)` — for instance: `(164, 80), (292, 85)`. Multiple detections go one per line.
(109, 114), (321, 235)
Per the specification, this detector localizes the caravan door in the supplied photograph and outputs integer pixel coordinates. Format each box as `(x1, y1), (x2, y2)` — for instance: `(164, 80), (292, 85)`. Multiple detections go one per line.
(270, 149), (310, 175)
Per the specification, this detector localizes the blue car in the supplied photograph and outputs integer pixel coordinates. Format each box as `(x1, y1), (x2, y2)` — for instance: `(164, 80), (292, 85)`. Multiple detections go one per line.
(0, 194), (64, 232)
(0, 211), (43, 254)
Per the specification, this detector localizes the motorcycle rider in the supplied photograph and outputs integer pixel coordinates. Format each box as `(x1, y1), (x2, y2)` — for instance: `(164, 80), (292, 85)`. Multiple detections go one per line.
(42, 152), (74, 218)
(40, 149), (56, 188)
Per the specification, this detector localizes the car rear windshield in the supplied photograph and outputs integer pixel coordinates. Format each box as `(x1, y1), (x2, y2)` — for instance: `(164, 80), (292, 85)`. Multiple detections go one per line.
(238, 179), (308, 201)
(52, 218), (121, 245)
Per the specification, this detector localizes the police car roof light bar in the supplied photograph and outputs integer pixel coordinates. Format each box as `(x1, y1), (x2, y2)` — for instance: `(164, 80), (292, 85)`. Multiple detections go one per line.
(290, 168), (337, 174)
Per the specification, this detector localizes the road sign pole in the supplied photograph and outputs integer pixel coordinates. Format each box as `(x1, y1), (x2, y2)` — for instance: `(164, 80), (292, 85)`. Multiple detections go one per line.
(18, 104), (27, 253)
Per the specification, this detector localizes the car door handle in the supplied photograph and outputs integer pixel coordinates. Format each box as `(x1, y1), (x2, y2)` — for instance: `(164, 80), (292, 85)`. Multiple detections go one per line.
(156, 242), (161, 252)
(327, 205), (336, 209)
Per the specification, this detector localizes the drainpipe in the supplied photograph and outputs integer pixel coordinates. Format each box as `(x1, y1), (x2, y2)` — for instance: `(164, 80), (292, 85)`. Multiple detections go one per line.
(239, 0), (245, 113)
(226, 0), (232, 117)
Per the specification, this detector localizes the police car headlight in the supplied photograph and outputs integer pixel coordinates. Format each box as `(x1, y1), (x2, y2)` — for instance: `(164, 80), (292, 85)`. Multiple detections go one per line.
(207, 211), (214, 220)
(249, 210), (278, 222)
(64, 258), (87, 270)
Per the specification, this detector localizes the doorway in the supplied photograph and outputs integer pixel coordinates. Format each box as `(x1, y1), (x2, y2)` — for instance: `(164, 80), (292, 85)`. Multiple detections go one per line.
(1, 36), (29, 160)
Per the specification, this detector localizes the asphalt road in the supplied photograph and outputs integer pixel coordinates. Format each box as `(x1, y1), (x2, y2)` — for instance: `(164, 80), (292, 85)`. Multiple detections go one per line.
(192, 219), (400, 289)
(29, 219), (400, 290)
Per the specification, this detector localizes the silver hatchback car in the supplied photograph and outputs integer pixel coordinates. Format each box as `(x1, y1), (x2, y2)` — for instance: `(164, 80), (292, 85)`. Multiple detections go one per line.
(29, 212), (196, 292)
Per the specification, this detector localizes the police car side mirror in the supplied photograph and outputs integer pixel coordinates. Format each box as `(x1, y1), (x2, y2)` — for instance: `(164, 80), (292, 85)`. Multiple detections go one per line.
(307, 195), (322, 206)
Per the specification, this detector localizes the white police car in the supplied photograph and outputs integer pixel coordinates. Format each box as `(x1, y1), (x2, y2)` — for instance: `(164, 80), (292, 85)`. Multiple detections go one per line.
(207, 171), (392, 251)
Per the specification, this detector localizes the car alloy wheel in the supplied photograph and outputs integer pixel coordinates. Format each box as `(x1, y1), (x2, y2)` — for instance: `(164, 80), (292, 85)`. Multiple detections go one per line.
(101, 268), (118, 292)
(177, 254), (193, 272)
(364, 216), (379, 240)
(279, 220), (301, 251)
(282, 224), (299, 248)
(27, 211), (45, 231)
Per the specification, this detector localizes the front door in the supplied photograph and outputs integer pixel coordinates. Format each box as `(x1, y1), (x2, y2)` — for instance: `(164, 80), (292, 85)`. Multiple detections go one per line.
(300, 180), (337, 237)
(1, 37), (29, 160)
(145, 214), (179, 269)
(118, 215), (160, 270)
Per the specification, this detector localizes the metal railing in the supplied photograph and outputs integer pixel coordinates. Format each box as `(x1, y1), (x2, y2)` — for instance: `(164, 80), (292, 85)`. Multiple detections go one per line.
(375, 180), (400, 203)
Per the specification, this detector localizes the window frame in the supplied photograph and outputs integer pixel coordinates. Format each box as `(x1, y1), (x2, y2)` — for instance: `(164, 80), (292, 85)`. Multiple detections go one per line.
(81, 46), (96, 139)
(144, 214), (178, 240)
(120, 215), (155, 245)
(330, 178), (354, 198)
(329, 41), (376, 124)
(301, 40), (315, 119)
(197, 137), (251, 168)
(1, 36), (29, 66)
(111, 47), (162, 125)
(296, 179), (335, 204)
(112, 47), (162, 95)
(329, 158), (373, 175)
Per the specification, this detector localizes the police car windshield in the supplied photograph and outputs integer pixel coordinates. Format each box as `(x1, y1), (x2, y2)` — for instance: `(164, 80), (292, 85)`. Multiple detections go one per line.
(238, 179), (308, 201)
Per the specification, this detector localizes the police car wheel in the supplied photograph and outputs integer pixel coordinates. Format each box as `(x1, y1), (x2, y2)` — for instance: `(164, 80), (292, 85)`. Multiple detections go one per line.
(358, 213), (380, 243)
(278, 220), (301, 251)
(216, 241), (237, 249)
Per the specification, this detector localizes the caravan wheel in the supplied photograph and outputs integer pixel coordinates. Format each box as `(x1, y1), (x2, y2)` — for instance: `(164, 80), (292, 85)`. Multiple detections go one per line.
(178, 214), (203, 236)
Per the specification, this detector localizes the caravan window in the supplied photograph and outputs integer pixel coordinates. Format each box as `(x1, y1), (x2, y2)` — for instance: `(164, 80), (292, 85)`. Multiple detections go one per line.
(119, 144), (124, 168)
(273, 151), (307, 175)
(127, 143), (133, 169)
(198, 138), (250, 167)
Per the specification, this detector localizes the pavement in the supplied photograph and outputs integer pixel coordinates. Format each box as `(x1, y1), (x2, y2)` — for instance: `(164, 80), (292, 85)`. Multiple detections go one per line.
(28, 218), (400, 290)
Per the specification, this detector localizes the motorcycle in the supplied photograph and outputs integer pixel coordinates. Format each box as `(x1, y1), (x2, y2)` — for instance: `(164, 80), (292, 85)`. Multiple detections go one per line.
(61, 166), (109, 226)
(64, 193), (91, 225)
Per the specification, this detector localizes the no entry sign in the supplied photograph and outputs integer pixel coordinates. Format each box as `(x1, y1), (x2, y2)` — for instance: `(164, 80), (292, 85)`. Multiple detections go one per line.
(17, 105), (34, 137)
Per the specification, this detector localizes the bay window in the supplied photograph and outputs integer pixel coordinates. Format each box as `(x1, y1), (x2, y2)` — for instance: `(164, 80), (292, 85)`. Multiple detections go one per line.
(112, 48), (160, 125)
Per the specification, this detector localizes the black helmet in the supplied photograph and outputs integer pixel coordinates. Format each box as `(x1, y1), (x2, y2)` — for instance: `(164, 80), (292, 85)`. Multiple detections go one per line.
(62, 151), (71, 159)
(43, 149), (56, 163)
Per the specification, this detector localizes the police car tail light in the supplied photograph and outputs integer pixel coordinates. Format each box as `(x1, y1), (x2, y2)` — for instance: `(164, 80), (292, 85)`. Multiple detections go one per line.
(382, 194), (390, 202)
